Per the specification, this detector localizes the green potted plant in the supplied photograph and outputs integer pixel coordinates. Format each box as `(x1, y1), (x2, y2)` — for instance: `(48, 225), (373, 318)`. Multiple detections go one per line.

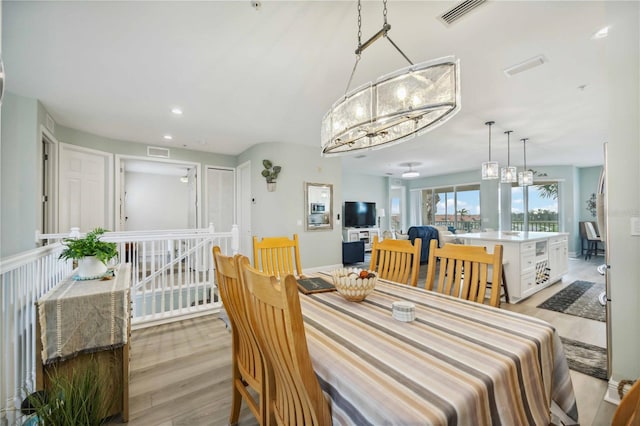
(24, 358), (115, 425)
(261, 159), (281, 192)
(59, 228), (118, 279)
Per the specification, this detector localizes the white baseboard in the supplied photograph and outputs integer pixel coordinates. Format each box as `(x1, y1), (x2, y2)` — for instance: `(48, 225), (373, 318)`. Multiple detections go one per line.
(304, 264), (343, 274)
(604, 378), (622, 405)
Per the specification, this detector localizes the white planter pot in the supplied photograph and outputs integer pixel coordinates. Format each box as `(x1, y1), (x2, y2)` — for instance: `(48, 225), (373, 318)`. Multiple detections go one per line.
(267, 182), (276, 192)
(77, 256), (107, 279)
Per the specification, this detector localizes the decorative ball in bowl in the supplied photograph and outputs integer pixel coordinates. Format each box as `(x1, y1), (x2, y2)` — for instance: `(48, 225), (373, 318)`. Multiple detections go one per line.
(330, 268), (377, 302)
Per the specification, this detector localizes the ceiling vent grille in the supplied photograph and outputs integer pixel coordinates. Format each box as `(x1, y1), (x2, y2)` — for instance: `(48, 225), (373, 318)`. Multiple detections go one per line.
(147, 146), (170, 158)
(503, 55), (547, 77)
(439, 0), (487, 26)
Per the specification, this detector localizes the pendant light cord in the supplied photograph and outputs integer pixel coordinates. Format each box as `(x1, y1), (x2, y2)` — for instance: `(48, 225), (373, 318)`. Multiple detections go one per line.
(505, 130), (513, 166)
(521, 138), (529, 170)
(485, 121), (495, 161)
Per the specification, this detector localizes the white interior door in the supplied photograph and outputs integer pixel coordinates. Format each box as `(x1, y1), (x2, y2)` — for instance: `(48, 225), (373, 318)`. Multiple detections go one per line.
(187, 167), (198, 228)
(118, 160), (126, 231)
(237, 161), (252, 259)
(205, 167), (235, 232)
(58, 143), (113, 232)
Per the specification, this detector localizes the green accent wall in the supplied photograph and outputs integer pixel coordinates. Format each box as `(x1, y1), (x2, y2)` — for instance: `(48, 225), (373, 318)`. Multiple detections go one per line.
(238, 142), (343, 268)
(1, 93), (40, 256)
(578, 166), (603, 222)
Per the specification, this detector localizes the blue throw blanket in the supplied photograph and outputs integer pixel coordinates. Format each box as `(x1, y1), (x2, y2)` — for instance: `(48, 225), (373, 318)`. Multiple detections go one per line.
(408, 226), (440, 263)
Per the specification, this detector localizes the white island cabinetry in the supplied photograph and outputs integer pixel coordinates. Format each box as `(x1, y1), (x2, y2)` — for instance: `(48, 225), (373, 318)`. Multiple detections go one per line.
(462, 232), (569, 303)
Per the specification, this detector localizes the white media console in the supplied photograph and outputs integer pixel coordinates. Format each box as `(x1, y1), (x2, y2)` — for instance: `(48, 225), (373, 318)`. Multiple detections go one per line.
(343, 227), (381, 252)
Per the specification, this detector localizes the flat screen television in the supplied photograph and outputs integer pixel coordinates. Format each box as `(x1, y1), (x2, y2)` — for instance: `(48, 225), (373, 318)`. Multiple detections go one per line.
(344, 201), (376, 228)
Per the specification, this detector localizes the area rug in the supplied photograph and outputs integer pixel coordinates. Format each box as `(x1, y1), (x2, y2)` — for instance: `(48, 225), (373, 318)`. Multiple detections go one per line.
(560, 336), (608, 380)
(537, 280), (606, 322)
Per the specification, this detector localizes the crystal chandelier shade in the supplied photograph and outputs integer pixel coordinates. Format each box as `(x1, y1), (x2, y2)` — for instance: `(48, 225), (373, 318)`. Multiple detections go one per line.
(500, 130), (517, 183)
(321, 58), (460, 156)
(320, 0), (460, 156)
(518, 138), (534, 186)
(481, 121), (499, 180)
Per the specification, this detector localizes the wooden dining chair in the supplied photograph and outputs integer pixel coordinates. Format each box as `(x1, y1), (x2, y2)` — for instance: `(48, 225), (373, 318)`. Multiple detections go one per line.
(239, 257), (331, 426)
(253, 234), (304, 278)
(212, 247), (265, 426)
(613, 379), (640, 426)
(424, 239), (504, 307)
(369, 235), (422, 286)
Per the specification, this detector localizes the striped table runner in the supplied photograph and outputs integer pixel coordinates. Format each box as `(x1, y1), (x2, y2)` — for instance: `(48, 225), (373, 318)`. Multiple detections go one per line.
(300, 273), (578, 426)
(37, 264), (130, 364)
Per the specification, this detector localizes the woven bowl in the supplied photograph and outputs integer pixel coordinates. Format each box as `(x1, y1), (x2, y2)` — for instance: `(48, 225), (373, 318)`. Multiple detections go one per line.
(330, 268), (377, 302)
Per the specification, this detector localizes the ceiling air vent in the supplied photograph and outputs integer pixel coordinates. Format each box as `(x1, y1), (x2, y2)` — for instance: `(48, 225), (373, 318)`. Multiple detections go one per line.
(439, 0), (487, 26)
(503, 55), (547, 77)
(147, 146), (170, 158)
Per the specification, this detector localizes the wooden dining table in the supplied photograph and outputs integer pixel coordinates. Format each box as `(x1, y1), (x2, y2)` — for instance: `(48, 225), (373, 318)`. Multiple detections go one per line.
(298, 272), (578, 426)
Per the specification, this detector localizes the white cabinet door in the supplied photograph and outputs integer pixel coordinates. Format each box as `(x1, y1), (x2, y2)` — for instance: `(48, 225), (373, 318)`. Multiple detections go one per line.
(549, 241), (569, 280)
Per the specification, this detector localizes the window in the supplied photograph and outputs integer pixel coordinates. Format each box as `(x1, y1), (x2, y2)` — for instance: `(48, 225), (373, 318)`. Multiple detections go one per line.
(511, 180), (559, 231)
(419, 184), (481, 232)
(390, 186), (404, 231)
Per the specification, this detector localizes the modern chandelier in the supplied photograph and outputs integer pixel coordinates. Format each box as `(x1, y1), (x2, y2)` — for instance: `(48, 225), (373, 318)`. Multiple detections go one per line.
(518, 138), (534, 186)
(320, 0), (460, 156)
(481, 121), (499, 180)
(500, 130), (517, 183)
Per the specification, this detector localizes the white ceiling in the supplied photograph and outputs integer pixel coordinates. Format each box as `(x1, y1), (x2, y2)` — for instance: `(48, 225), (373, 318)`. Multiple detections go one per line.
(4, 1), (623, 178)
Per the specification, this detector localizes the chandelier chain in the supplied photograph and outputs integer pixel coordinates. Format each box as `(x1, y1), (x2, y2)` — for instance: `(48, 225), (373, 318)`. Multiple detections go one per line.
(383, 0), (388, 25)
(357, 0), (362, 49)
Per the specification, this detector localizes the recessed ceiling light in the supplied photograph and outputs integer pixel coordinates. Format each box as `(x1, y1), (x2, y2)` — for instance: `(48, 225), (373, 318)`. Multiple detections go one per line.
(171, 107), (183, 115)
(591, 26), (610, 40)
(163, 135), (173, 140)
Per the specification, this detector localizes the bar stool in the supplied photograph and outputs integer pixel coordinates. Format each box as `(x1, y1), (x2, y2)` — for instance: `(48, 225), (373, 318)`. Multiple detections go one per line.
(487, 261), (510, 304)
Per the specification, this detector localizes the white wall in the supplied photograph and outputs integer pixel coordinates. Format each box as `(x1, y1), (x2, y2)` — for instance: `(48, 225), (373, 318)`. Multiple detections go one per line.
(606, 1), (640, 383)
(124, 172), (190, 231)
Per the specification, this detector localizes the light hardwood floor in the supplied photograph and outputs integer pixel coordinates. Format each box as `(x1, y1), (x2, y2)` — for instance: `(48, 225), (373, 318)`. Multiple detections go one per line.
(112, 254), (617, 426)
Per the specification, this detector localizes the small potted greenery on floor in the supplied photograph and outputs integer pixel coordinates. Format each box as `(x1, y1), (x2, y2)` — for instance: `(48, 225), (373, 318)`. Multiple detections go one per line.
(24, 359), (115, 426)
(59, 228), (118, 279)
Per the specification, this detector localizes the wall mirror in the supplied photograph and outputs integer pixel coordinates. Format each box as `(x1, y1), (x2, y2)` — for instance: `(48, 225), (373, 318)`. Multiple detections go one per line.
(304, 182), (333, 231)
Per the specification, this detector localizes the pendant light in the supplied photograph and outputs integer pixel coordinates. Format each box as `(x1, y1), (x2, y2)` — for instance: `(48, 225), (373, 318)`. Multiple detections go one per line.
(500, 130), (517, 183)
(518, 138), (534, 186)
(481, 121), (499, 179)
(320, 0), (461, 156)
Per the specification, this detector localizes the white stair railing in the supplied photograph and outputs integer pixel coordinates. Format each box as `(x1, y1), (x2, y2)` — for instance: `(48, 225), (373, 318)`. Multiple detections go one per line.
(0, 244), (72, 426)
(2, 225), (240, 424)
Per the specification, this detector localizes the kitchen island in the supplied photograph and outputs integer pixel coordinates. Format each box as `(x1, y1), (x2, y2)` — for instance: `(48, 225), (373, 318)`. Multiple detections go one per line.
(461, 231), (569, 303)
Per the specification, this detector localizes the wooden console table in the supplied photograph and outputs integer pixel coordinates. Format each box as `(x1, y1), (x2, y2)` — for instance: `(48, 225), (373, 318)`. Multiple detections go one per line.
(35, 263), (131, 422)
